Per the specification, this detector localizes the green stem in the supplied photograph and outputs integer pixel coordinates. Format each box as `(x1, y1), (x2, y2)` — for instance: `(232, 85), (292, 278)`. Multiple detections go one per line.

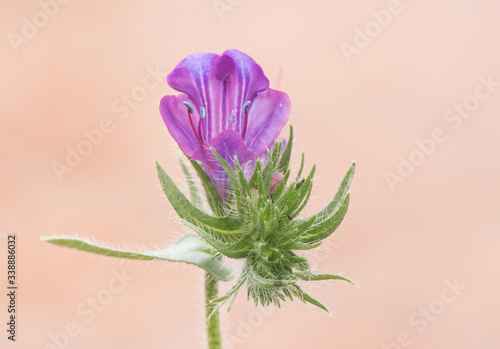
(205, 272), (222, 349)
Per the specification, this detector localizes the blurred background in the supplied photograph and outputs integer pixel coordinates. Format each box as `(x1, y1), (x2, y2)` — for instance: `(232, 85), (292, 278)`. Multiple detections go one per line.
(1, 0), (499, 348)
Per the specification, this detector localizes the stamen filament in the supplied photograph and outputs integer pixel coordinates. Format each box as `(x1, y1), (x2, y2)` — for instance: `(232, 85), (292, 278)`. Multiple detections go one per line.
(183, 102), (204, 148)
(241, 101), (251, 140)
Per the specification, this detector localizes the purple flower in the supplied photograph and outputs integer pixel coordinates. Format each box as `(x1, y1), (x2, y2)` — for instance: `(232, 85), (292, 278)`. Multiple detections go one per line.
(160, 50), (290, 200)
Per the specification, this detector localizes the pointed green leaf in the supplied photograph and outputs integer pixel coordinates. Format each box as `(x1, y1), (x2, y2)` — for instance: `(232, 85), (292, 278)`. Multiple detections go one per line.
(209, 276), (246, 317)
(270, 168), (291, 199)
(294, 270), (355, 284)
(248, 160), (262, 189)
(283, 164), (316, 217)
(289, 175), (313, 218)
(276, 179), (297, 212)
(277, 125), (294, 173)
(283, 251), (308, 264)
(317, 163), (355, 220)
(209, 148), (250, 216)
(43, 234), (233, 281)
(190, 160), (223, 217)
(156, 162), (241, 234)
(179, 157), (201, 207)
(300, 193), (350, 243)
(209, 148), (240, 191)
(262, 141), (281, 185)
(295, 151), (305, 181)
(291, 285), (330, 313)
(184, 221), (252, 259)
(262, 149), (274, 192)
(256, 165), (267, 202)
(294, 215), (317, 233)
(234, 158), (251, 197)
(287, 239), (322, 251)
(248, 264), (297, 289)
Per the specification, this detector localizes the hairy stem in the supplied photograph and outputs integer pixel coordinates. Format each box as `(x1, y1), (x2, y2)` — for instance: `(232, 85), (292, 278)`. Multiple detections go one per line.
(206, 272), (221, 349)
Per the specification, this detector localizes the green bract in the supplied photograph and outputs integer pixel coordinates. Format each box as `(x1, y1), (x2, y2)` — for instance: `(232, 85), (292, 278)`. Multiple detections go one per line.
(156, 125), (355, 314)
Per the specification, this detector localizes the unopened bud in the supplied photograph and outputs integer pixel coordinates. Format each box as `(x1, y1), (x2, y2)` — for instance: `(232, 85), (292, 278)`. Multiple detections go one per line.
(269, 172), (284, 194)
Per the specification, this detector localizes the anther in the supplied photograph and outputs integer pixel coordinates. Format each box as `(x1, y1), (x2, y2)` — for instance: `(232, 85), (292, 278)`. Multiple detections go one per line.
(242, 101), (251, 114)
(182, 101), (203, 148)
(182, 101), (194, 114)
(199, 106), (206, 119)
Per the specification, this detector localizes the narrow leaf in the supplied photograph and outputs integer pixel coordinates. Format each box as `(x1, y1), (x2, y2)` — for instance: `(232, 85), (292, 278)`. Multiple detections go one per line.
(43, 234), (233, 281)
(291, 285), (330, 313)
(248, 160), (262, 189)
(179, 157), (201, 207)
(156, 162), (241, 234)
(277, 125), (294, 173)
(316, 163), (355, 219)
(300, 193), (350, 243)
(209, 148), (240, 191)
(287, 240), (322, 251)
(294, 270), (356, 284)
(190, 160), (223, 216)
(295, 151), (305, 181)
(184, 221), (252, 259)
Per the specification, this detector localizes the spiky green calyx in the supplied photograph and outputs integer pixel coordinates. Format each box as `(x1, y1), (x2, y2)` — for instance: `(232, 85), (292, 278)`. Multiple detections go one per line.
(155, 125), (356, 314)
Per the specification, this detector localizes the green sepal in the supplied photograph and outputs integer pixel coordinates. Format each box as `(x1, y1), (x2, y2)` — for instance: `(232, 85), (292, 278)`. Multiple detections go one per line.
(156, 162), (241, 235)
(190, 160), (224, 217)
(270, 168), (291, 199)
(287, 240), (322, 251)
(179, 157), (201, 208)
(282, 251), (308, 264)
(248, 160), (262, 189)
(248, 264), (297, 289)
(293, 270), (356, 284)
(277, 125), (294, 173)
(43, 234), (233, 281)
(281, 164), (316, 217)
(295, 151), (305, 181)
(184, 221), (252, 259)
(291, 285), (330, 313)
(209, 148), (240, 191)
(300, 193), (350, 243)
(234, 158), (251, 197)
(316, 163), (355, 220)
(294, 215), (317, 234)
(209, 148), (247, 215)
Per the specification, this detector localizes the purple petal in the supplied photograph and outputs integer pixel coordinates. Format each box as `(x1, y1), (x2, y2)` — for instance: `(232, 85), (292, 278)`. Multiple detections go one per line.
(159, 94), (201, 157)
(167, 53), (234, 105)
(192, 129), (256, 169)
(167, 53), (234, 142)
(222, 50), (270, 133)
(191, 130), (256, 200)
(166, 50), (271, 142)
(244, 88), (291, 155)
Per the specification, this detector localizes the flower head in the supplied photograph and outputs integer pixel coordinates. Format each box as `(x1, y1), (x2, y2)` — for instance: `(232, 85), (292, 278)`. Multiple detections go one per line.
(160, 50), (290, 200)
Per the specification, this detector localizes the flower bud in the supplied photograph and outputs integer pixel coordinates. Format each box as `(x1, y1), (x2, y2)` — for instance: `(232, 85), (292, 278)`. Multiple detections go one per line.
(268, 172), (284, 194)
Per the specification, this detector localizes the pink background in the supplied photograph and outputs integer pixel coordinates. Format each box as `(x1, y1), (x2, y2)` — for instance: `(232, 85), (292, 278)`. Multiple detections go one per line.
(1, 1), (499, 348)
